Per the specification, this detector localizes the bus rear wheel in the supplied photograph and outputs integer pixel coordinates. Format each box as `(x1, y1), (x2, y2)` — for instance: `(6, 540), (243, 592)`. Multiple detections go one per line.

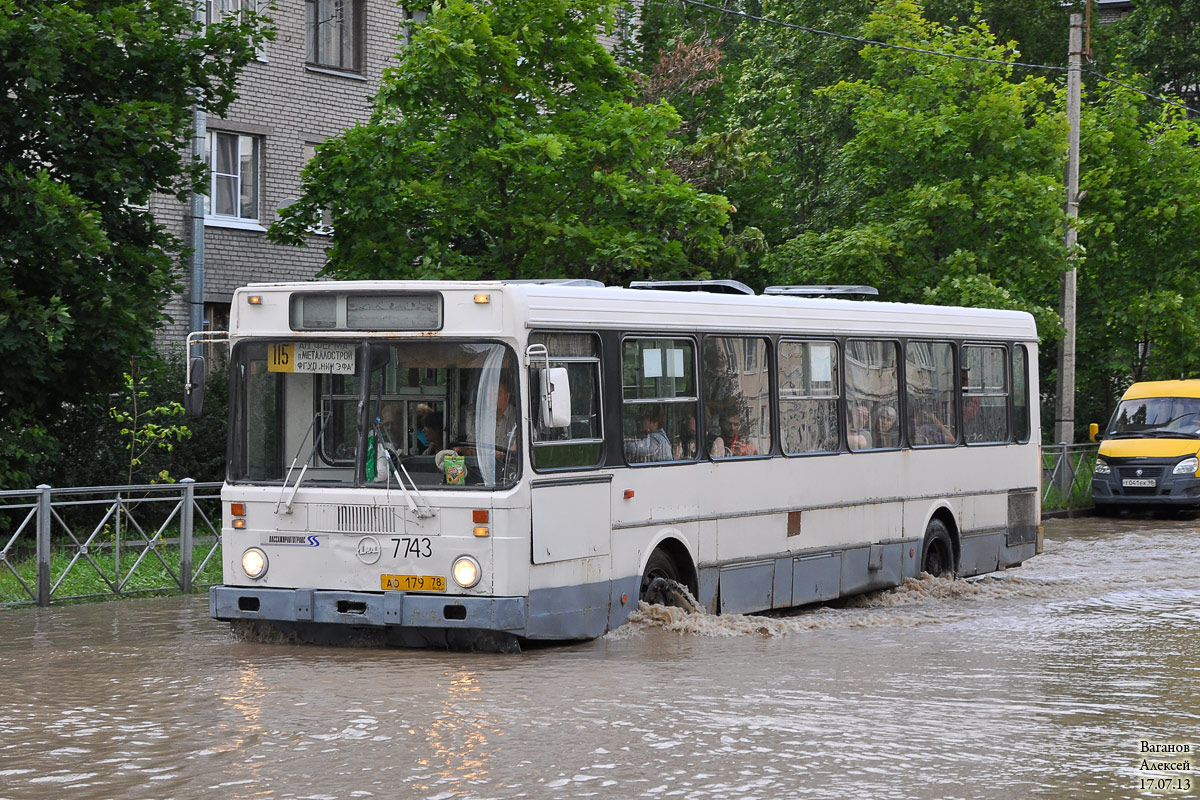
(640, 549), (683, 607)
(921, 519), (955, 578)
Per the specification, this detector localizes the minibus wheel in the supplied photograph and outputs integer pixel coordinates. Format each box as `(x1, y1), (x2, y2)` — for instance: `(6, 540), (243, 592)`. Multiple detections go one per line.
(921, 519), (954, 578)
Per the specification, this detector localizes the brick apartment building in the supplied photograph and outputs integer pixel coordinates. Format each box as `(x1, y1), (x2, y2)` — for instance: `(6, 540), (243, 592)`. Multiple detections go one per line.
(157, 1), (628, 350)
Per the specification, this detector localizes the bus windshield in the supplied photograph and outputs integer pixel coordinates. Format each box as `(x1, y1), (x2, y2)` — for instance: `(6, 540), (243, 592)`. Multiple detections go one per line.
(1105, 396), (1200, 439)
(230, 340), (520, 488)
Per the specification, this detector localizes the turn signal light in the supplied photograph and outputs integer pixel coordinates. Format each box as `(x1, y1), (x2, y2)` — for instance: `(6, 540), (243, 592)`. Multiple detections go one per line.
(473, 527), (489, 538)
(230, 503), (245, 516)
(247, 295), (263, 305)
(232, 519), (246, 529)
(474, 293), (490, 304)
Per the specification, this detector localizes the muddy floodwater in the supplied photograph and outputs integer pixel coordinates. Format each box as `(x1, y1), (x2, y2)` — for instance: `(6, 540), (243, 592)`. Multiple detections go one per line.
(1, 515), (1198, 799)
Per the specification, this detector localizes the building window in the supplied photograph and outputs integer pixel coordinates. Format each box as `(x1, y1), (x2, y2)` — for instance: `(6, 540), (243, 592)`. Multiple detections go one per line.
(206, 132), (260, 223)
(307, 0), (362, 72)
(208, 0), (257, 24)
(401, 6), (428, 46)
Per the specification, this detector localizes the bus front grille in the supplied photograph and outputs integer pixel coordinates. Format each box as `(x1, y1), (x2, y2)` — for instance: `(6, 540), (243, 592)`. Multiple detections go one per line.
(310, 504), (399, 534)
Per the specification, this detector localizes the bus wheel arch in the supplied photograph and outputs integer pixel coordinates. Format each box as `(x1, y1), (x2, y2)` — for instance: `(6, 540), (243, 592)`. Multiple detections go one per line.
(921, 508), (959, 578)
(639, 536), (697, 607)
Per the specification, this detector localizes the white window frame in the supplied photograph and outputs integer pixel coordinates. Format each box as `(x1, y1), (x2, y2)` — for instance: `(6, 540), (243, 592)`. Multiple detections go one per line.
(205, 131), (265, 231)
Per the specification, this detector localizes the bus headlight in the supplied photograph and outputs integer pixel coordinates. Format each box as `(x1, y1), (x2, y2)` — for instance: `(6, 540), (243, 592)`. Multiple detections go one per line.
(1173, 457), (1198, 476)
(452, 556), (481, 589)
(241, 547), (268, 579)
(1094, 459), (1111, 475)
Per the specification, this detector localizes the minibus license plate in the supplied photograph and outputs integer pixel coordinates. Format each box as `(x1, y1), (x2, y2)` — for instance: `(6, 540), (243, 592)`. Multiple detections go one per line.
(381, 574), (446, 592)
(1122, 478), (1156, 487)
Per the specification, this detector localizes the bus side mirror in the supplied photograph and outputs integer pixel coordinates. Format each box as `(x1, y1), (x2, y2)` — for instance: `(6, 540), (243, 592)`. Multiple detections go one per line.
(184, 356), (207, 418)
(540, 367), (571, 428)
(1088, 422), (1099, 442)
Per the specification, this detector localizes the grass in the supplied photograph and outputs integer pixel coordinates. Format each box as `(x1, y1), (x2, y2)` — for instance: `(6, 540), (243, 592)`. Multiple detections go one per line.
(0, 540), (223, 605)
(1042, 447), (1098, 511)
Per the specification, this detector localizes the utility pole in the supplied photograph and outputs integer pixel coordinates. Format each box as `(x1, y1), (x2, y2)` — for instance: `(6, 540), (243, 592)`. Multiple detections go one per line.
(1055, 12), (1084, 446)
(188, 3), (207, 358)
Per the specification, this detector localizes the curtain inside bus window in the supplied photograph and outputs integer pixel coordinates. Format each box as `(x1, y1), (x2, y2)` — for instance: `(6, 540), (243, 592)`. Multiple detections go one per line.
(528, 333), (603, 470)
(963, 345), (1010, 443)
(844, 340), (900, 450)
(242, 348), (282, 480)
(778, 340), (840, 454)
(905, 341), (957, 447)
(1013, 345), (1030, 442)
(621, 338), (697, 464)
(703, 337), (772, 458)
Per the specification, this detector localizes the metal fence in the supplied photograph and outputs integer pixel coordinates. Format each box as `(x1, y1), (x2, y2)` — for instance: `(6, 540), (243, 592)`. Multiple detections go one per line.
(1042, 443), (1099, 513)
(0, 480), (222, 607)
(0, 449), (1097, 607)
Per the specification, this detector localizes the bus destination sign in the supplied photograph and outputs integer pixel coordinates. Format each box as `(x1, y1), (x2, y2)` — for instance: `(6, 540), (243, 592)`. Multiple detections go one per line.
(267, 343), (356, 374)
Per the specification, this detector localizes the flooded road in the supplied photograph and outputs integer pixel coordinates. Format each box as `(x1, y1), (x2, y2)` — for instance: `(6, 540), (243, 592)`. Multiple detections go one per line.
(1, 515), (1198, 799)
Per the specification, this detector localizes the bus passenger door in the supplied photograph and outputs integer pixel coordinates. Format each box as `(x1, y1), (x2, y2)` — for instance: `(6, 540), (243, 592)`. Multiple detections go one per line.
(530, 475), (612, 564)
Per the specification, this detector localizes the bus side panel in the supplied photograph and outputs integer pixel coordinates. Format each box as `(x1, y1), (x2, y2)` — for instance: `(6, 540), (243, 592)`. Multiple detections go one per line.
(791, 552), (841, 605)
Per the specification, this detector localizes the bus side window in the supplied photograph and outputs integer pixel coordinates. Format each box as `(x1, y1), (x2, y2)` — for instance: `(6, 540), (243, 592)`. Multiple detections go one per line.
(621, 338), (698, 465)
(963, 345), (1010, 443)
(905, 341), (957, 447)
(704, 336), (771, 458)
(778, 339), (840, 454)
(1013, 345), (1030, 442)
(845, 339), (900, 450)
(528, 332), (603, 470)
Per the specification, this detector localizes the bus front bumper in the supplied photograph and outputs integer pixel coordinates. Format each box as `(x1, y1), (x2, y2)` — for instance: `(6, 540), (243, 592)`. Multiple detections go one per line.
(210, 585), (527, 633)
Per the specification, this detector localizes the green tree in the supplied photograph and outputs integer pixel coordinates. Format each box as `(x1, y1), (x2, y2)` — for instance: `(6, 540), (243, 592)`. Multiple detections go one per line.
(271, 0), (732, 284)
(0, 0), (267, 486)
(1073, 84), (1200, 425)
(764, 1), (1067, 332)
(1095, 0), (1200, 111)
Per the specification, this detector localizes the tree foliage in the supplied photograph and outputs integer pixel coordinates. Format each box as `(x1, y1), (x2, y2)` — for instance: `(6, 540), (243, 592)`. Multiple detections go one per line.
(765, 1), (1067, 331)
(1074, 84), (1200, 422)
(0, 0), (266, 487)
(1096, 0), (1200, 110)
(271, 0), (733, 284)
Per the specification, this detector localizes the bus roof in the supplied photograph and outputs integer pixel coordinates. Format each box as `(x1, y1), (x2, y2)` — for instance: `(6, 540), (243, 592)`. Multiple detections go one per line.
(233, 280), (1038, 341)
(1121, 380), (1200, 400)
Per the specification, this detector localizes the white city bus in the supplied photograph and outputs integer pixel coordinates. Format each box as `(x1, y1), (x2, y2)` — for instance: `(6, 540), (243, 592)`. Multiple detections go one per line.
(192, 279), (1041, 649)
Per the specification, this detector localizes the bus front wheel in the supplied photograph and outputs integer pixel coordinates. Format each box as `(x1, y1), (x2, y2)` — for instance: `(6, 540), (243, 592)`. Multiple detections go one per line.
(921, 519), (955, 578)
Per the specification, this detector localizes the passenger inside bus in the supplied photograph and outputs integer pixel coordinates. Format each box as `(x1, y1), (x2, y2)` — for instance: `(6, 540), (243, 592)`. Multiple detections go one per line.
(872, 405), (900, 448)
(419, 411), (444, 455)
(674, 413), (699, 460)
(911, 407), (955, 445)
(847, 402), (873, 450)
(717, 413), (759, 457)
(625, 405), (672, 463)
(380, 404), (406, 450)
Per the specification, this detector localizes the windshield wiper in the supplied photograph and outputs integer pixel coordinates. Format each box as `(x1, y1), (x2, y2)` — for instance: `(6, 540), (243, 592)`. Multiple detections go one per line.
(375, 420), (436, 520)
(275, 411), (330, 514)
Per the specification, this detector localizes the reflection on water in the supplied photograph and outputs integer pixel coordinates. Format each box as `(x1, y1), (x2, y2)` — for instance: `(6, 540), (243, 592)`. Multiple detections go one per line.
(1, 516), (1198, 799)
